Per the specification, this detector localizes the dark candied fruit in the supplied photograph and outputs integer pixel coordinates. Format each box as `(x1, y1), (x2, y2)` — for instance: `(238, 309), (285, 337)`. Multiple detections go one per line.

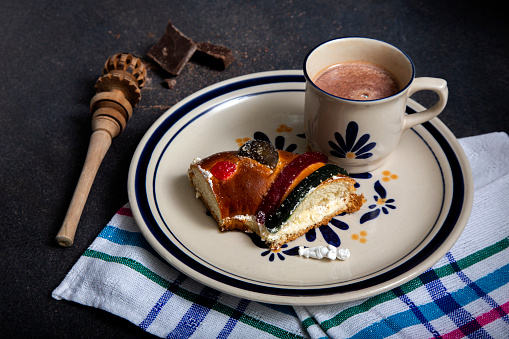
(210, 161), (237, 180)
(238, 140), (279, 169)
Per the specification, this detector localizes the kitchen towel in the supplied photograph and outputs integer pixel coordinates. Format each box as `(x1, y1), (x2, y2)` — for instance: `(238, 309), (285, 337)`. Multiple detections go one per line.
(53, 131), (509, 338)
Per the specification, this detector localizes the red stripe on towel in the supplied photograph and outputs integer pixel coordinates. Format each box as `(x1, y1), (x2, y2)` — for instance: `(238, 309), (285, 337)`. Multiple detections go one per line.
(439, 301), (509, 339)
(117, 206), (133, 217)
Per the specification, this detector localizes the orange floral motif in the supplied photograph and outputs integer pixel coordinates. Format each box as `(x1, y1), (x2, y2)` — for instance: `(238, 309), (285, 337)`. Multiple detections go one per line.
(276, 124), (293, 133)
(236, 137), (251, 147)
(351, 230), (368, 243)
(382, 170), (398, 182)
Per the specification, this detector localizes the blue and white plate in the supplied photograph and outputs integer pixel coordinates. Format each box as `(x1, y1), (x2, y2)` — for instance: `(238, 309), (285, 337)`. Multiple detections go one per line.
(128, 70), (473, 305)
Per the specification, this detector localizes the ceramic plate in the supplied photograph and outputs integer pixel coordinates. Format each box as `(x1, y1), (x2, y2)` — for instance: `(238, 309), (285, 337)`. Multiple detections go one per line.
(128, 70), (473, 305)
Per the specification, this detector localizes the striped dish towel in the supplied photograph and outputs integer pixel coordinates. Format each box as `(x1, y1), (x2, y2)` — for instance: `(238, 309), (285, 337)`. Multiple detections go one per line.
(53, 132), (509, 338)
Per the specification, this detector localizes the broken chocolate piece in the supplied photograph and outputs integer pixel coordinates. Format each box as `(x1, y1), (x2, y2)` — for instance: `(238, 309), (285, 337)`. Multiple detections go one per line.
(165, 78), (177, 89)
(147, 21), (197, 76)
(193, 41), (235, 70)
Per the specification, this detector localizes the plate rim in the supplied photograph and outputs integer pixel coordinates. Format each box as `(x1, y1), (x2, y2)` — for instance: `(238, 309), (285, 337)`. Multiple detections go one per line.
(127, 70), (474, 305)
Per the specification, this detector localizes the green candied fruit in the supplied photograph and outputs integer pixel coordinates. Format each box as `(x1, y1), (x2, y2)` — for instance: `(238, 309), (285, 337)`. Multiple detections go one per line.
(265, 164), (346, 232)
(238, 139), (279, 170)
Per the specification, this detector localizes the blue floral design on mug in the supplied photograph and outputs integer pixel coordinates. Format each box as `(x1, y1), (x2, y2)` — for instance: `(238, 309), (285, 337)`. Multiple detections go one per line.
(328, 121), (376, 160)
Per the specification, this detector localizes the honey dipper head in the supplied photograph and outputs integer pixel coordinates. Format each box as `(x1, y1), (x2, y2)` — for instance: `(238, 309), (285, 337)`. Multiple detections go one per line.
(94, 54), (147, 107)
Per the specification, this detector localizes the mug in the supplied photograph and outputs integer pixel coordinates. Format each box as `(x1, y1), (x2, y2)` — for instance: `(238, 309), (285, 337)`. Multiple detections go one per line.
(304, 37), (448, 173)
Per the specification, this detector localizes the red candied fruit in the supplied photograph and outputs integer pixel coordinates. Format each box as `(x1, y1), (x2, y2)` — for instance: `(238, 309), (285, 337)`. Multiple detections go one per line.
(210, 161), (237, 180)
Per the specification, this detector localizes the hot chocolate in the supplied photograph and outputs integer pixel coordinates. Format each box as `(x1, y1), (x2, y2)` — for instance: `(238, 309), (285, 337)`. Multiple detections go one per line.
(313, 61), (400, 100)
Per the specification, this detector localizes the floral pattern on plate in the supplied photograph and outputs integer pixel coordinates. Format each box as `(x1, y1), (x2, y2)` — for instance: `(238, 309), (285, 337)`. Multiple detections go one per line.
(239, 127), (398, 260)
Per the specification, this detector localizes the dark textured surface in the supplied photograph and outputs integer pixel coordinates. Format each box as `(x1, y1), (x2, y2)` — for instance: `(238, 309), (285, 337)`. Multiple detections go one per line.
(0, 0), (507, 337)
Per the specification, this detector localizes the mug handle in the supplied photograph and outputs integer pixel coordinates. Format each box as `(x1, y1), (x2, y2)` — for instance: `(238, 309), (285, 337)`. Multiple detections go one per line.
(403, 77), (448, 131)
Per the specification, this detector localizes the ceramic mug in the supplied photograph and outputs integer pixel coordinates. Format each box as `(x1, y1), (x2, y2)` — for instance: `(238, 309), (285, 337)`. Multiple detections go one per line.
(304, 37), (448, 173)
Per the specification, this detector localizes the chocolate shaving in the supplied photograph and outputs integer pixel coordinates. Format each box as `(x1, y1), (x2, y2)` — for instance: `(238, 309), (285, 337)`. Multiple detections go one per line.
(193, 42), (235, 70)
(165, 78), (177, 89)
(147, 21), (197, 76)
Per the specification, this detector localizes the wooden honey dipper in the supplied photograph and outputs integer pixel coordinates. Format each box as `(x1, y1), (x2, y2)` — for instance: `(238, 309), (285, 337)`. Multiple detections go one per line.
(56, 53), (147, 247)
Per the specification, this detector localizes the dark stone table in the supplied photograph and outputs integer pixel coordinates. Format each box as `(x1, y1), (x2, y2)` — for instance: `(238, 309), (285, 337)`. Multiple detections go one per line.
(1, 0), (507, 337)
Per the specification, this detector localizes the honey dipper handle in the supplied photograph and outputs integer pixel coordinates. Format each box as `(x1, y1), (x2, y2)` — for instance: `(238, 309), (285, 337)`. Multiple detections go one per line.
(56, 130), (112, 247)
(56, 53), (145, 247)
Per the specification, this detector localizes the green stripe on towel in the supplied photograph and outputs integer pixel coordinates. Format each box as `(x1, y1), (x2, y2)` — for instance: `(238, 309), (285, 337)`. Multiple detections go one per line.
(307, 237), (509, 331)
(82, 249), (306, 339)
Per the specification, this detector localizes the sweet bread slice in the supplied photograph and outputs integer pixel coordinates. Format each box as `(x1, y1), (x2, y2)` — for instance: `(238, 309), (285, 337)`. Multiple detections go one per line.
(188, 140), (363, 250)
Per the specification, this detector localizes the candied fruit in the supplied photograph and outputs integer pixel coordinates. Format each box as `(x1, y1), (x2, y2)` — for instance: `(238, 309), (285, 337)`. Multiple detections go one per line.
(238, 140), (279, 169)
(256, 152), (328, 224)
(210, 161), (237, 180)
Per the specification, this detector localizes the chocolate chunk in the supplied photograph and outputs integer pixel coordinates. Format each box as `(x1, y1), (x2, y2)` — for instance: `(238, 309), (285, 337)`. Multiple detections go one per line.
(193, 42), (235, 70)
(165, 78), (177, 89)
(147, 21), (197, 76)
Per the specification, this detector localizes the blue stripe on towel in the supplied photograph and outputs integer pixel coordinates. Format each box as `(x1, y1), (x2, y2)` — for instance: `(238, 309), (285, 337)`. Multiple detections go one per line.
(446, 252), (509, 326)
(217, 299), (250, 339)
(166, 287), (221, 338)
(424, 257), (490, 338)
(394, 284), (441, 337)
(98, 225), (158, 256)
(139, 273), (187, 331)
(349, 263), (509, 338)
